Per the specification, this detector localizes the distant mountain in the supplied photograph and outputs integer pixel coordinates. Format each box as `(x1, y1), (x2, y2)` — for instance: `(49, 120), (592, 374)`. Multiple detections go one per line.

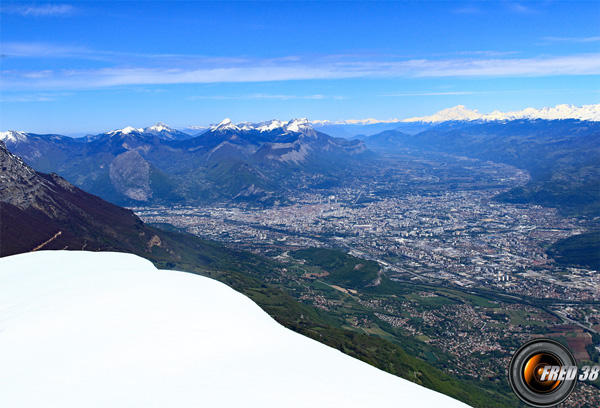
(365, 119), (600, 217)
(309, 104), (600, 138)
(311, 120), (429, 138)
(85, 123), (192, 142)
(189, 118), (367, 165)
(177, 125), (209, 136)
(403, 103), (600, 123)
(1, 119), (368, 206)
(143, 122), (193, 141)
(0, 130), (84, 173)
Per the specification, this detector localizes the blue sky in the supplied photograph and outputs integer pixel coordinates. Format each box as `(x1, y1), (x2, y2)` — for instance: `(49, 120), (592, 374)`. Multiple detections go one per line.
(1, 0), (599, 134)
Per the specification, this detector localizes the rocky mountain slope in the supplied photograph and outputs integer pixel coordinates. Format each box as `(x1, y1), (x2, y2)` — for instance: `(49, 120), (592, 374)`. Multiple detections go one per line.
(2, 119), (367, 206)
(0, 141), (264, 268)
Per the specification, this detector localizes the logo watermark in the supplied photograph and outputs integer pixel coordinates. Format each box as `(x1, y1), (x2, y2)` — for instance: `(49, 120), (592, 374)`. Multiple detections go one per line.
(508, 338), (599, 407)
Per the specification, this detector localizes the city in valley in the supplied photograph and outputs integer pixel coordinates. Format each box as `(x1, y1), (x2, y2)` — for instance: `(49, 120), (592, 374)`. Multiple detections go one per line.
(133, 154), (600, 405)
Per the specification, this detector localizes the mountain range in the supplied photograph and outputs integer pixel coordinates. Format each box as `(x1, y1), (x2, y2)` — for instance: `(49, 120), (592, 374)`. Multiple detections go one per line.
(2, 106), (599, 217)
(310, 103), (600, 137)
(402, 103), (600, 123)
(364, 119), (600, 217)
(1, 119), (367, 206)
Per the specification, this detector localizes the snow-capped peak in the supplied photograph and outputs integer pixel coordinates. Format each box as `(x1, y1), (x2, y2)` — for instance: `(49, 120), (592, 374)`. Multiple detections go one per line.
(256, 119), (286, 132)
(285, 118), (318, 136)
(285, 118), (310, 132)
(146, 122), (171, 132)
(211, 118), (240, 132)
(403, 103), (600, 123)
(0, 130), (28, 144)
(107, 126), (144, 135)
(208, 118), (317, 136)
(404, 105), (482, 123)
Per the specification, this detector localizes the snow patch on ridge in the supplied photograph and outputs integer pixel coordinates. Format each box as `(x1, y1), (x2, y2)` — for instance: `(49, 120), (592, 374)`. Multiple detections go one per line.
(107, 126), (144, 135)
(0, 130), (28, 144)
(0, 251), (468, 408)
(146, 122), (171, 132)
(211, 118), (240, 132)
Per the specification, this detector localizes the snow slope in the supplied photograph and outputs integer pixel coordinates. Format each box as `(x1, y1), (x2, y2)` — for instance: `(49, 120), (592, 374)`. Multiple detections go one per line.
(0, 251), (468, 408)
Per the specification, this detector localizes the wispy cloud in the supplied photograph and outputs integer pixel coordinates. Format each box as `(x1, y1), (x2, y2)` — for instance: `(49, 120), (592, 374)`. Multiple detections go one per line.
(383, 92), (475, 97)
(453, 5), (482, 15)
(383, 89), (600, 97)
(188, 94), (339, 101)
(0, 94), (56, 103)
(542, 36), (600, 43)
(454, 2), (537, 15)
(2, 53), (599, 91)
(504, 2), (537, 14)
(1, 4), (76, 17)
(2, 42), (91, 58)
(404, 54), (600, 77)
(1, 42), (253, 66)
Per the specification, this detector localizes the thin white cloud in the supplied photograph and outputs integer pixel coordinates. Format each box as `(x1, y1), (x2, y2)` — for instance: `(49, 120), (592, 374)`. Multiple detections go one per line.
(1, 43), (90, 58)
(2, 53), (599, 91)
(542, 36), (600, 43)
(1, 42), (253, 65)
(0, 95), (56, 103)
(504, 2), (537, 14)
(188, 94), (331, 101)
(383, 92), (475, 97)
(401, 54), (600, 78)
(1, 4), (75, 17)
(383, 89), (600, 97)
(453, 5), (482, 15)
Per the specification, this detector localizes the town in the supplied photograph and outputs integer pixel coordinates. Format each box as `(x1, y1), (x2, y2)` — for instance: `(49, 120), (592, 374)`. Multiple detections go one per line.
(132, 154), (600, 406)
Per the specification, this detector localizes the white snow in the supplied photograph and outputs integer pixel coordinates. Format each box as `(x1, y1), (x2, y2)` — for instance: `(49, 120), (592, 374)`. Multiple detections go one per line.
(283, 118), (317, 137)
(207, 118), (317, 137)
(0, 130), (28, 144)
(107, 126), (144, 135)
(404, 105), (482, 123)
(0, 251), (468, 408)
(211, 118), (240, 132)
(256, 119), (286, 132)
(404, 103), (600, 123)
(312, 118), (401, 126)
(285, 118), (310, 133)
(146, 122), (171, 133)
(311, 104), (600, 126)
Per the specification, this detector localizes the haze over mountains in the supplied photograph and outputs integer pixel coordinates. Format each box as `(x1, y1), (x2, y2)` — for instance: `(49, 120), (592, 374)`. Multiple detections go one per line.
(311, 103), (600, 125)
(311, 103), (600, 137)
(1, 104), (598, 217)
